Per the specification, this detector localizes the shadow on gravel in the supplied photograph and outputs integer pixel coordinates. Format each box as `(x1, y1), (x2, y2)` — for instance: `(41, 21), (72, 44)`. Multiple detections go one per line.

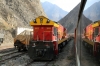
(54, 39), (76, 66)
(80, 38), (100, 66)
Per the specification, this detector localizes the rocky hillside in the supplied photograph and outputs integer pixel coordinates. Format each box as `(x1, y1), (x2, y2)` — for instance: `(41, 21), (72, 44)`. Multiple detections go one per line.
(84, 1), (100, 22)
(0, 0), (46, 44)
(42, 1), (68, 21)
(58, 3), (92, 33)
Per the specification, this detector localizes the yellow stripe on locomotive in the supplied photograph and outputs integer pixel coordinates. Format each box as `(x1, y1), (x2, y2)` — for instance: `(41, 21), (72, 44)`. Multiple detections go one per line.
(30, 16), (59, 27)
(92, 20), (100, 28)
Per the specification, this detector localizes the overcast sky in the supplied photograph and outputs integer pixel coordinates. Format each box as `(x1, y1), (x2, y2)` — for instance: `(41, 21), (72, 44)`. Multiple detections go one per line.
(40, 0), (100, 12)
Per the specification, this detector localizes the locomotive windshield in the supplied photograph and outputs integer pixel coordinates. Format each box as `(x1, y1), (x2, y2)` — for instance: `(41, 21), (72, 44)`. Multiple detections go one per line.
(94, 27), (99, 37)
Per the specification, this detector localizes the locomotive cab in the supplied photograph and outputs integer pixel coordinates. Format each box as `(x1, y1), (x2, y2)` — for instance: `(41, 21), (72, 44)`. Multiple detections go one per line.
(92, 21), (100, 43)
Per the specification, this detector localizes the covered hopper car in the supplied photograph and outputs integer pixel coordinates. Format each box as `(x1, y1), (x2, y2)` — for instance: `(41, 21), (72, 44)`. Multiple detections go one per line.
(28, 16), (70, 60)
(14, 28), (33, 51)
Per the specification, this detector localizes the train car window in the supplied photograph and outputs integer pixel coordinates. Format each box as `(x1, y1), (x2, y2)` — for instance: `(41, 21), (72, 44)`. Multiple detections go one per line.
(94, 27), (99, 36)
(54, 27), (57, 36)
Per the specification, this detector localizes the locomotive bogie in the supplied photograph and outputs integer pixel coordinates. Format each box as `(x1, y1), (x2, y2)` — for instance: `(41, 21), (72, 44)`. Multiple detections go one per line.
(28, 41), (55, 60)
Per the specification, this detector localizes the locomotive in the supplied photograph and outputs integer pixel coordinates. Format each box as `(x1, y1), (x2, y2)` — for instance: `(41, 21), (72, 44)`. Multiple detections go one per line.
(82, 20), (100, 57)
(28, 16), (69, 60)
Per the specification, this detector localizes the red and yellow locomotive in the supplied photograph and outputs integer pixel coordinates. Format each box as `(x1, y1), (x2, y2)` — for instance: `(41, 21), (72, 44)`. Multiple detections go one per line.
(28, 16), (69, 60)
(82, 20), (100, 57)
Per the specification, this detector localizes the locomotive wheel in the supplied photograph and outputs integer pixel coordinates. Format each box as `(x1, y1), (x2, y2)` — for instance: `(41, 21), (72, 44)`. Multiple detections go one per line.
(23, 47), (27, 51)
(89, 45), (93, 54)
(65, 40), (67, 44)
(58, 46), (61, 53)
(89, 48), (92, 54)
(18, 47), (21, 52)
(63, 42), (65, 46)
(84, 42), (87, 47)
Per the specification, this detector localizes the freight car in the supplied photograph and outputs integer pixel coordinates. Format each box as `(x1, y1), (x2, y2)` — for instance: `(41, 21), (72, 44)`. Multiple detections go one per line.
(82, 20), (100, 57)
(14, 28), (33, 51)
(28, 16), (70, 60)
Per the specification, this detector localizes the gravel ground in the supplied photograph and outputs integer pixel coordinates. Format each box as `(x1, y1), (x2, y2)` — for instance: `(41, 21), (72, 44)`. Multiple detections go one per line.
(80, 39), (100, 66)
(54, 39), (76, 66)
(1, 38), (99, 66)
(0, 39), (75, 66)
(0, 54), (30, 66)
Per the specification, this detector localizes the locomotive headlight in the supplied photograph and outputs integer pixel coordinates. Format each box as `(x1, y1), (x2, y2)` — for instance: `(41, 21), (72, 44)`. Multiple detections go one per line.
(33, 19), (37, 23)
(47, 19), (50, 23)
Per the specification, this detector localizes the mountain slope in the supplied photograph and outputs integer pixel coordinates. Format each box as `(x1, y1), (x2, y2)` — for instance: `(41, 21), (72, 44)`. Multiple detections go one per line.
(84, 1), (100, 21)
(58, 3), (92, 33)
(0, 0), (46, 44)
(42, 1), (68, 21)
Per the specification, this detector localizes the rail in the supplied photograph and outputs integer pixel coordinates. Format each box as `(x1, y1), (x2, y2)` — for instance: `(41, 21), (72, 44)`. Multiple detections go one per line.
(0, 51), (26, 63)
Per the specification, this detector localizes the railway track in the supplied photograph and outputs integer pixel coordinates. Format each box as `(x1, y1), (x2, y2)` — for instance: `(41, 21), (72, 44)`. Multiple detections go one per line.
(25, 58), (57, 66)
(25, 61), (50, 66)
(0, 51), (26, 63)
(0, 50), (18, 57)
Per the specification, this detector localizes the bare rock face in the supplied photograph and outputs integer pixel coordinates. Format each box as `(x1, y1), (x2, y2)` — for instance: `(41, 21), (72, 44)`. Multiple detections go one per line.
(84, 1), (100, 22)
(41, 1), (68, 21)
(0, 0), (46, 45)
